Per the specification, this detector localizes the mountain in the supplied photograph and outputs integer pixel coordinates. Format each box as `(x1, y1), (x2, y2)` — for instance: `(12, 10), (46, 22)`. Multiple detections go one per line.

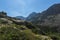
(26, 12), (41, 25)
(26, 3), (60, 37)
(16, 16), (25, 20)
(40, 3), (60, 26)
(26, 12), (37, 21)
(26, 3), (60, 26)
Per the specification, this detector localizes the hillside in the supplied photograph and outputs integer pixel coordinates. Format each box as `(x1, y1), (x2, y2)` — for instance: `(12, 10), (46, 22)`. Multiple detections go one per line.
(0, 11), (53, 40)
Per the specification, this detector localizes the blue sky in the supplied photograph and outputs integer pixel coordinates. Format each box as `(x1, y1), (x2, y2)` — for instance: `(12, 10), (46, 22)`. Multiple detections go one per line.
(0, 0), (60, 17)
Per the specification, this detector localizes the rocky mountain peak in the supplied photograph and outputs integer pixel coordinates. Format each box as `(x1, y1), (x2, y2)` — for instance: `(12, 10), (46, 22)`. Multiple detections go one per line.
(44, 3), (60, 15)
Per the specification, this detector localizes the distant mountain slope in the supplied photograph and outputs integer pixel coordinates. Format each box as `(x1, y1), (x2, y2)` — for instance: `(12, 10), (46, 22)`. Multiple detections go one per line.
(26, 12), (41, 25)
(26, 12), (37, 21)
(16, 16), (25, 20)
